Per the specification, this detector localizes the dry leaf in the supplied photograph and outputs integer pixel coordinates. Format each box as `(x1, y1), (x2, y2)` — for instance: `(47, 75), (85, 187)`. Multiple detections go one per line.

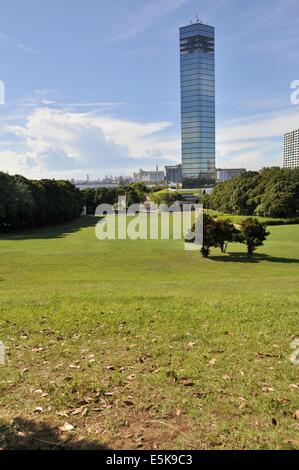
(223, 374), (232, 381)
(180, 378), (195, 387)
(262, 386), (275, 393)
(34, 407), (44, 414)
(59, 422), (75, 432)
(71, 406), (85, 416)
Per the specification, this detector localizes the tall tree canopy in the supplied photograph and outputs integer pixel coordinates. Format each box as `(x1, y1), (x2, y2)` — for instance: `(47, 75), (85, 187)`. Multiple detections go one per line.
(204, 168), (299, 218)
(0, 172), (84, 231)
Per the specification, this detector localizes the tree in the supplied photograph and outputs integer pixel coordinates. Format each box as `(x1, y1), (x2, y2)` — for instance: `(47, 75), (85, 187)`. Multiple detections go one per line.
(150, 189), (182, 205)
(213, 218), (239, 253)
(185, 214), (218, 258)
(238, 218), (270, 258)
(201, 214), (218, 257)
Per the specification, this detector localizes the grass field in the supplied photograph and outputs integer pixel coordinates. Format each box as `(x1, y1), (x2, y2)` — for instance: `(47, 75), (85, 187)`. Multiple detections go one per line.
(0, 215), (299, 450)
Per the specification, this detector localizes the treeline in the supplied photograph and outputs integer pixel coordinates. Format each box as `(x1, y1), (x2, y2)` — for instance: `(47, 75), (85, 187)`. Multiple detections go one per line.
(82, 183), (149, 214)
(204, 168), (299, 218)
(0, 172), (83, 231)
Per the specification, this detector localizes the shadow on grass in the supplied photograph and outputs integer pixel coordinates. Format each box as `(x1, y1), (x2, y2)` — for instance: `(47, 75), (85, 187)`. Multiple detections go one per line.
(0, 216), (101, 241)
(210, 252), (299, 264)
(0, 417), (110, 450)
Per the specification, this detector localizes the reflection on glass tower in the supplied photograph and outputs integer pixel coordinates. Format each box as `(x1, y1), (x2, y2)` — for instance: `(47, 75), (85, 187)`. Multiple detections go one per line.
(180, 20), (215, 188)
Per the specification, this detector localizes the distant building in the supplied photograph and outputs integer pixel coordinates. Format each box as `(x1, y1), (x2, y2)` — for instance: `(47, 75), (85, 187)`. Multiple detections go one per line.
(133, 167), (165, 184)
(216, 168), (246, 183)
(283, 129), (299, 169)
(165, 164), (182, 185)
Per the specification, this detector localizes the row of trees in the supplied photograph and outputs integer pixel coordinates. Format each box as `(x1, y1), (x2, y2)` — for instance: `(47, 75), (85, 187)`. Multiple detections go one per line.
(81, 183), (149, 214)
(0, 172), (84, 231)
(186, 214), (270, 258)
(204, 168), (299, 218)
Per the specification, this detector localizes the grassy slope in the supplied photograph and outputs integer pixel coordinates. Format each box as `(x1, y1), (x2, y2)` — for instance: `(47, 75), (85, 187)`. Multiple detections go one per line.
(0, 216), (299, 450)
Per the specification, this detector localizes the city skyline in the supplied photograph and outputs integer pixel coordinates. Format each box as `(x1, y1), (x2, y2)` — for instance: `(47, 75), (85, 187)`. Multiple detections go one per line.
(0, 0), (299, 179)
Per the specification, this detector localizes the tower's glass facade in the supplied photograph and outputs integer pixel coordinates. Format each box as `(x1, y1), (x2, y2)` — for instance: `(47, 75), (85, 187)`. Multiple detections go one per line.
(180, 21), (215, 188)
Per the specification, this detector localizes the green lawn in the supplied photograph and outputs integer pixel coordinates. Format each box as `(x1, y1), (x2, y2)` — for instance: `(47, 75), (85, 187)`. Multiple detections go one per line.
(0, 216), (299, 450)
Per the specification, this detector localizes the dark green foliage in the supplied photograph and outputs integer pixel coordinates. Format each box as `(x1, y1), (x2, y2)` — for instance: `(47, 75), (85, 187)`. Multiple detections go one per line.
(204, 168), (299, 218)
(200, 213), (218, 258)
(213, 218), (239, 253)
(0, 172), (84, 231)
(186, 214), (270, 259)
(150, 189), (183, 205)
(81, 184), (147, 215)
(200, 215), (239, 258)
(238, 218), (270, 258)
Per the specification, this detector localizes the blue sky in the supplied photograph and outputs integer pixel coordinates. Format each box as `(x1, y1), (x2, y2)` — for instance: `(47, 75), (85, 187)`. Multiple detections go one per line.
(0, 0), (299, 179)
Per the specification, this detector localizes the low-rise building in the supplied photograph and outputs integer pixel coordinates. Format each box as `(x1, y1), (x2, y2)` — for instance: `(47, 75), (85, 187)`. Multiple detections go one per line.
(134, 167), (165, 184)
(216, 168), (246, 183)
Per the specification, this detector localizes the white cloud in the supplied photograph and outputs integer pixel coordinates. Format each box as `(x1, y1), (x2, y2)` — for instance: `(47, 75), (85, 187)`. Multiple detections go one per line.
(4, 107), (179, 177)
(216, 107), (299, 169)
(17, 43), (39, 53)
(218, 108), (299, 142)
(0, 150), (28, 173)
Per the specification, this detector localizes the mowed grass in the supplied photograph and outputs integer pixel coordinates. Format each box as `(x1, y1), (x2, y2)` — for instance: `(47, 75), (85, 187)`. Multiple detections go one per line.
(0, 215), (299, 450)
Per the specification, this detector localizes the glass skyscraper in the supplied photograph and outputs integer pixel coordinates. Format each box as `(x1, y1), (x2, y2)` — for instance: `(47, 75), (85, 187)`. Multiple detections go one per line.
(180, 20), (215, 188)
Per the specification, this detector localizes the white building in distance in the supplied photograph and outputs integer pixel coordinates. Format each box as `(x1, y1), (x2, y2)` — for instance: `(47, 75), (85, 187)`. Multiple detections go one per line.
(216, 168), (246, 183)
(283, 129), (299, 169)
(134, 167), (165, 184)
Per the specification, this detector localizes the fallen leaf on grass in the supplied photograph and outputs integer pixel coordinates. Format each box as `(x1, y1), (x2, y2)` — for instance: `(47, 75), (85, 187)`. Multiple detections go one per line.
(59, 422), (75, 432)
(34, 407), (44, 414)
(31, 347), (44, 353)
(179, 378), (195, 387)
(223, 374), (232, 381)
(262, 386), (275, 394)
(70, 406), (87, 416)
(255, 352), (281, 359)
(293, 410), (299, 420)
